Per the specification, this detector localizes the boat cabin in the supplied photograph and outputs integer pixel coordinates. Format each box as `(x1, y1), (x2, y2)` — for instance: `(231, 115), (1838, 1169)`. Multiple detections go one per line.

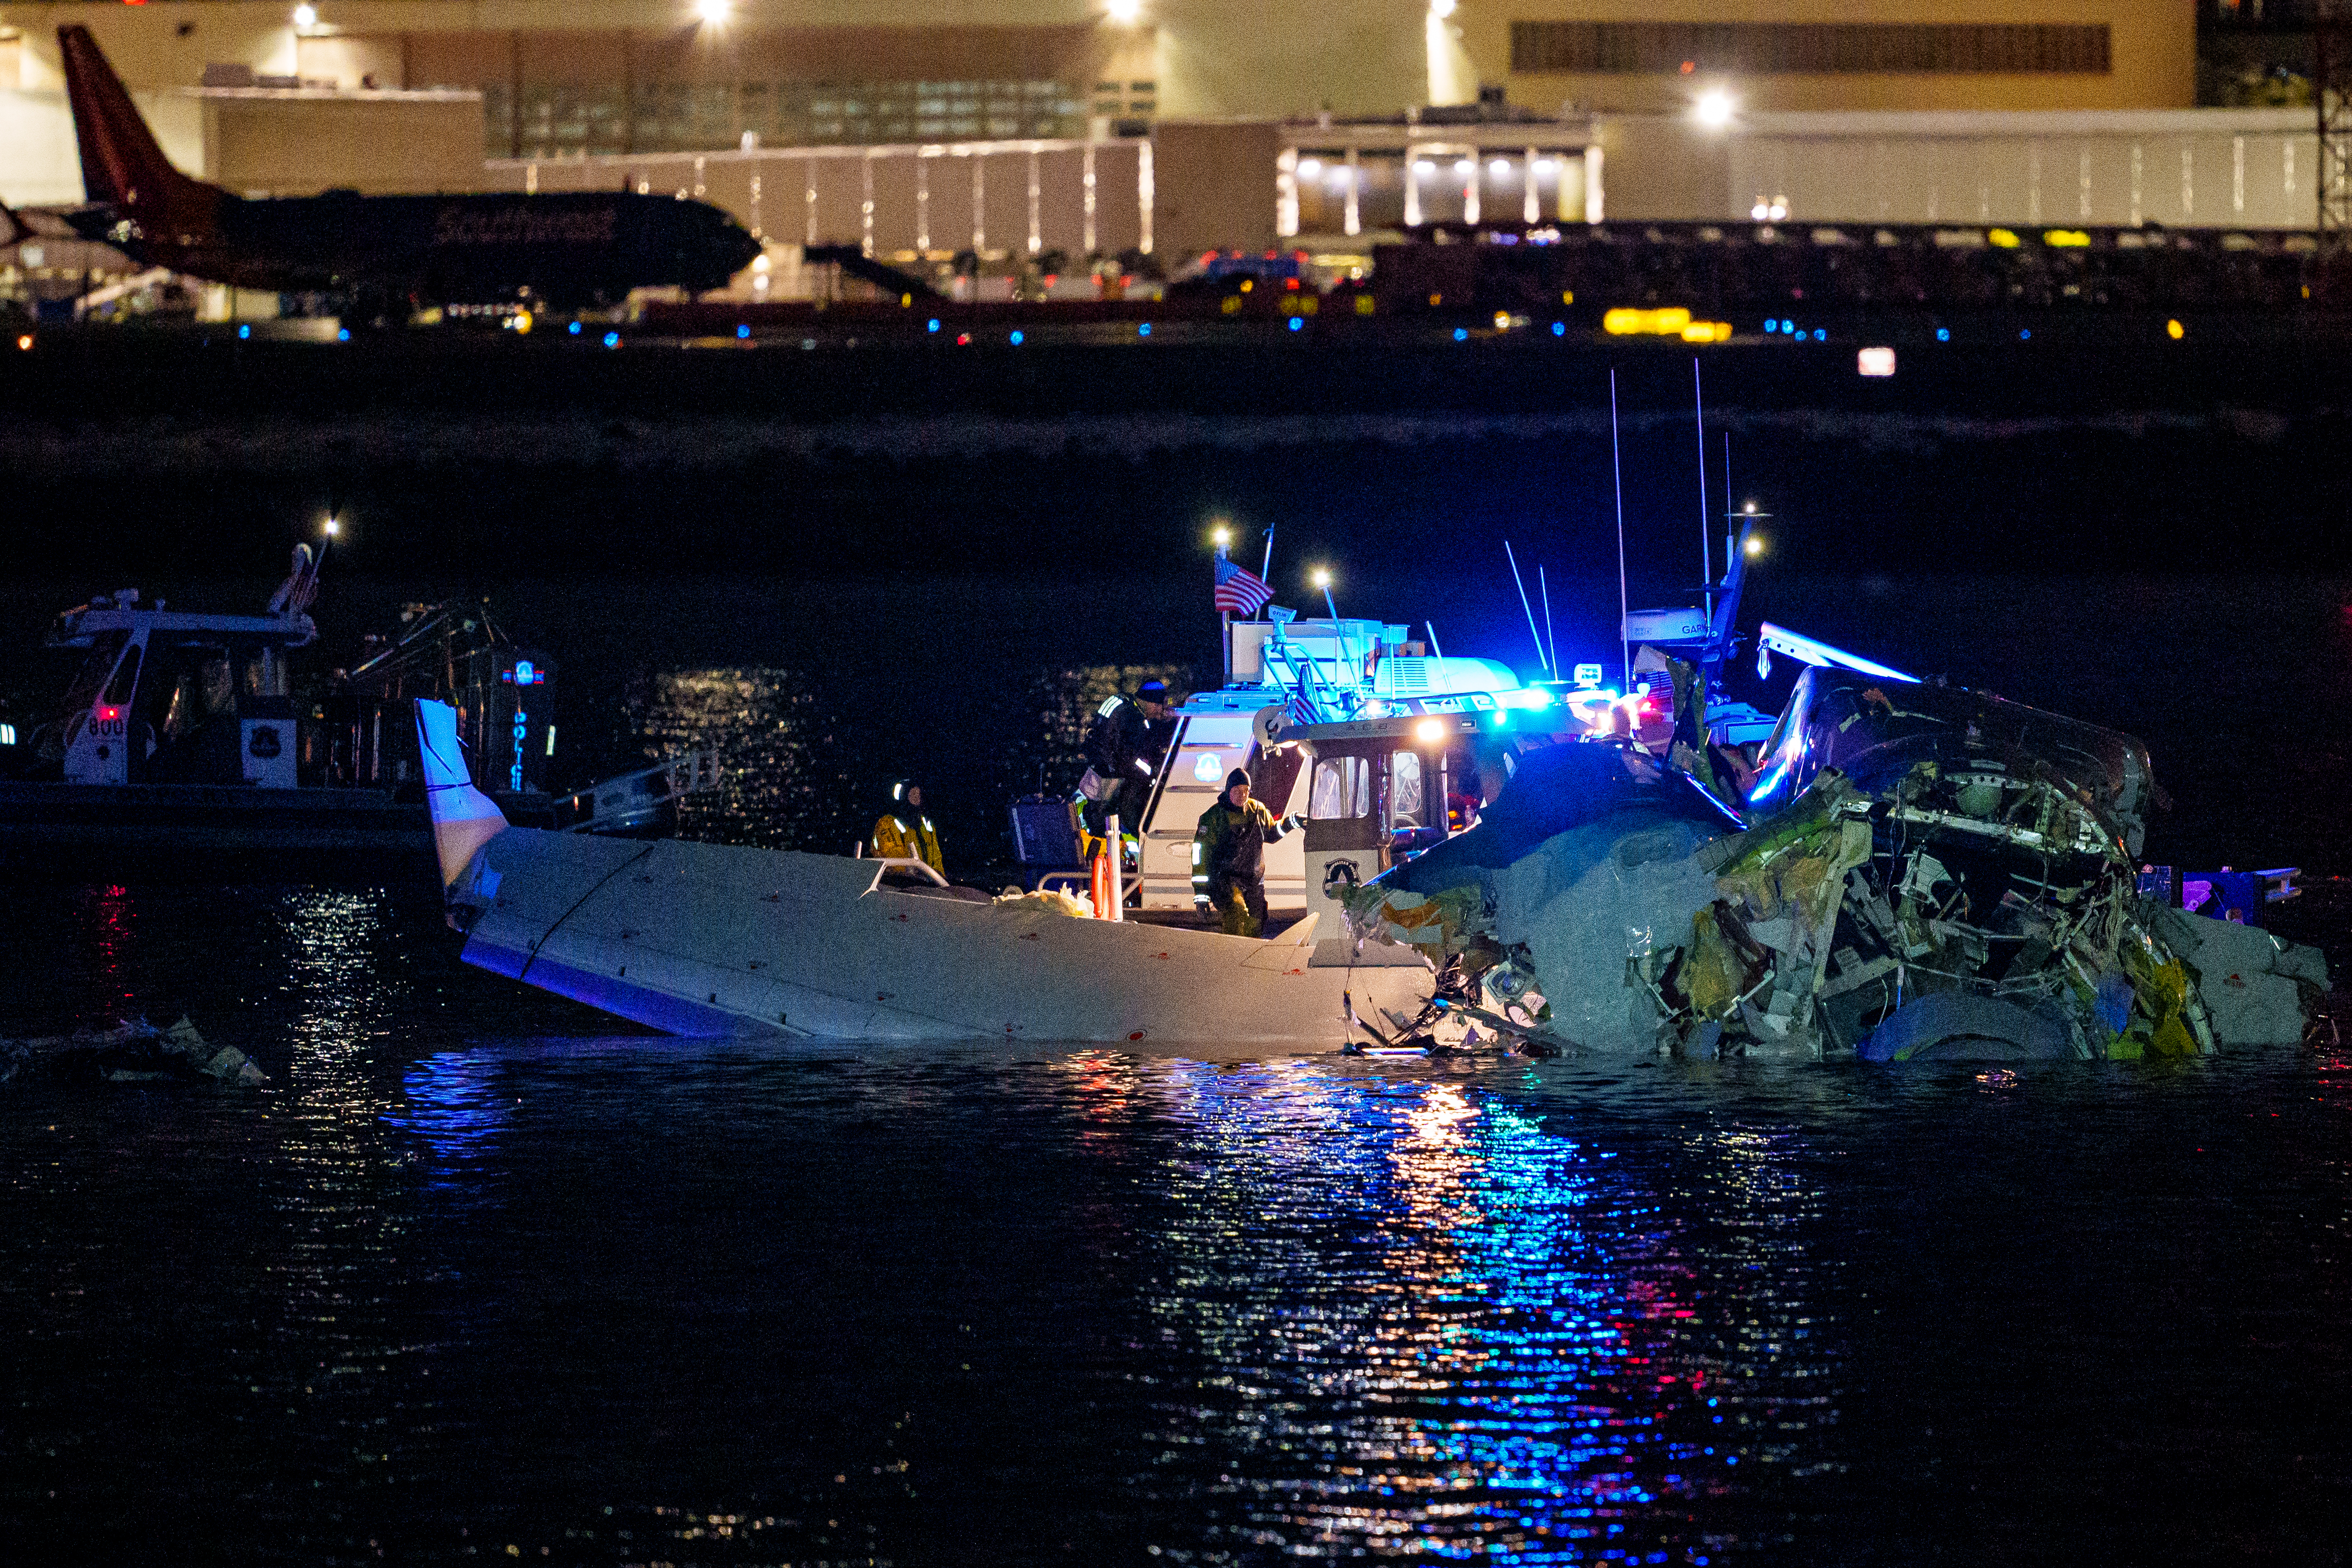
(1129, 613), (1570, 955)
(43, 591), (313, 788)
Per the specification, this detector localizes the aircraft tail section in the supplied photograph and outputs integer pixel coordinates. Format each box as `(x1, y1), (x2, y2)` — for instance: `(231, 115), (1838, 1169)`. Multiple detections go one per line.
(416, 699), (511, 888)
(57, 25), (221, 232)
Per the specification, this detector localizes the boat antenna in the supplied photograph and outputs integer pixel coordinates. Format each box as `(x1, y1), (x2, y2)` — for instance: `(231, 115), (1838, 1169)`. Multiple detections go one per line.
(1609, 367), (1630, 689)
(1694, 358), (1713, 622)
(1539, 563), (1558, 677)
(1723, 432), (1735, 591)
(1423, 621), (1445, 660)
(1503, 541), (1550, 677)
(1260, 522), (1275, 582)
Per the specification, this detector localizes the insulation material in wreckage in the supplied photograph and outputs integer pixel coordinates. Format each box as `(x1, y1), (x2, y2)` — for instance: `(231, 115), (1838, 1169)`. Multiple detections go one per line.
(1342, 884), (1486, 958)
(1654, 756), (2240, 1060)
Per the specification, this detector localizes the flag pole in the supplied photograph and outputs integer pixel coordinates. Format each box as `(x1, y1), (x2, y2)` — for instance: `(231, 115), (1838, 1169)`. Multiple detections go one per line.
(1216, 536), (1232, 684)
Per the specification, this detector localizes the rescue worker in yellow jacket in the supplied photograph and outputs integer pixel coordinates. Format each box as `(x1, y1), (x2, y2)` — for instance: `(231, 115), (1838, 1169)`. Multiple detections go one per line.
(871, 780), (945, 877)
(1192, 767), (1298, 937)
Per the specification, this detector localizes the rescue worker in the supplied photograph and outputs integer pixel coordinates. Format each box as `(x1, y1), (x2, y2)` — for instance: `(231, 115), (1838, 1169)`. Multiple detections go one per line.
(870, 780), (945, 877)
(1192, 767), (1298, 937)
(1082, 678), (1176, 836)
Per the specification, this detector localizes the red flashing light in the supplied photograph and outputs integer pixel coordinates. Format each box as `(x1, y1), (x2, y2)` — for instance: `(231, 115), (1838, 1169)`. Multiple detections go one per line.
(1285, 277), (1300, 290)
(99, 706), (120, 720)
(956, 332), (971, 345)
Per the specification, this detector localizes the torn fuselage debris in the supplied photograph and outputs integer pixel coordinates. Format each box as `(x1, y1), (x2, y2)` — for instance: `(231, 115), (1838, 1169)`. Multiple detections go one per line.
(1343, 667), (2326, 1062)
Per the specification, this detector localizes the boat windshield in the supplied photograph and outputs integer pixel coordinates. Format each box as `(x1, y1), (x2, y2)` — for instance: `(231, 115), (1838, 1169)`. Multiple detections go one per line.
(60, 631), (129, 714)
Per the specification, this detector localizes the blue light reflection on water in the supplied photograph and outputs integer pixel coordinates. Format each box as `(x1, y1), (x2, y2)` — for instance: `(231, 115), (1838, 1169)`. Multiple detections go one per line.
(1077, 1057), (1830, 1562)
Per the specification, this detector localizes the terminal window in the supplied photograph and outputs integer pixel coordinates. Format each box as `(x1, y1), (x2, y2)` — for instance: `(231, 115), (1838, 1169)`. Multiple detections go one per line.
(486, 78), (1087, 158)
(1510, 22), (2112, 75)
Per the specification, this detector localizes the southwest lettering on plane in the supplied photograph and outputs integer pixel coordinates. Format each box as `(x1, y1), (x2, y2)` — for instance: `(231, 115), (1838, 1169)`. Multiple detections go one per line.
(430, 206), (620, 249)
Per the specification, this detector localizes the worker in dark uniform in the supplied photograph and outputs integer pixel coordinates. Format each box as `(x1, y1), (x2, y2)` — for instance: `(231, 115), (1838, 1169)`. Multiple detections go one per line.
(1192, 767), (1298, 937)
(1082, 679), (1176, 837)
(870, 780), (945, 877)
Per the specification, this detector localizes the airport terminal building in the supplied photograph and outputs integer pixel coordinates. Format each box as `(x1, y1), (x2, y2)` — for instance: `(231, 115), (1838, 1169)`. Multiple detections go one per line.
(0, 2), (2321, 302)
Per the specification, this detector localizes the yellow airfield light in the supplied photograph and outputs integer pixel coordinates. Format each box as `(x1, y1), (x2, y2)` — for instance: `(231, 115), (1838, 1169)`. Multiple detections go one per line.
(1680, 320), (1733, 342)
(2044, 229), (2091, 247)
(1988, 228), (2021, 248)
(2167, 318), (2185, 339)
(1604, 306), (1692, 336)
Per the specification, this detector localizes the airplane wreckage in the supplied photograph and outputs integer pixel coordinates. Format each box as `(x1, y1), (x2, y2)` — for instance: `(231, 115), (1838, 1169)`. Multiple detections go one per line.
(1342, 661), (2327, 1062)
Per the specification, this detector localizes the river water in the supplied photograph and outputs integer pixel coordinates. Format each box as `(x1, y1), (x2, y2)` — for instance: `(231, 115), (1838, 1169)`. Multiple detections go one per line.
(6, 524), (2352, 1562)
(1, 875), (2346, 1565)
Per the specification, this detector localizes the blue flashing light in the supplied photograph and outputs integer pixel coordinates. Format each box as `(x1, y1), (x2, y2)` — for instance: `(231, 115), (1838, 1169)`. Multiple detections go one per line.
(1138, 322), (1151, 336)
(1811, 327), (1825, 341)
(1010, 329), (1024, 344)
(1936, 326), (1950, 341)
(927, 317), (940, 333)
(337, 327), (350, 341)
(603, 330), (620, 348)
(1551, 321), (1565, 336)
(1453, 327), (1468, 341)
(568, 320), (581, 335)
(1288, 316), (1303, 332)
(237, 324), (250, 339)
(736, 324), (750, 339)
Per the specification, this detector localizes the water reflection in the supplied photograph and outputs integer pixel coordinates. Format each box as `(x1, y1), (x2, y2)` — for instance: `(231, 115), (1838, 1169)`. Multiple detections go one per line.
(1086, 1059), (1834, 1562)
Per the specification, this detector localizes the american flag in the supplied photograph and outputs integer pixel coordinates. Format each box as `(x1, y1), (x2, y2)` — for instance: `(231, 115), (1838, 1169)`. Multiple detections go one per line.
(1214, 555), (1275, 616)
(1288, 690), (1319, 726)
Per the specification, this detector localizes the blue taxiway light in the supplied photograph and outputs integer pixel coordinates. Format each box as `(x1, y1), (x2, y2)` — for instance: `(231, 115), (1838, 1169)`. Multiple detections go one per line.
(1765, 318), (1778, 331)
(927, 318), (940, 332)
(736, 324), (749, 339)
(1453, 327), (1468, 341)
(237, 324), (250, 339)
(2020, 328), (2032, 339)
(568, 321), (581, 335)
(1138, 322), (1151, 336)
(1288, 316), (1303, 332)
(1936, 327), (1950, 341)
(603, 331), (620, 348)
(337, 327), (350, 341)
(1010, 329), (1024, 344)
(1551, 321), (1565, 336)
(1812, 328), (1825, 341)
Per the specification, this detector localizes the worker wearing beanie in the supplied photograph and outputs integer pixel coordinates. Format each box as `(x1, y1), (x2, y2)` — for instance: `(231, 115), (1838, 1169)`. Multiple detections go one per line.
(1191, 767), (1297, 937)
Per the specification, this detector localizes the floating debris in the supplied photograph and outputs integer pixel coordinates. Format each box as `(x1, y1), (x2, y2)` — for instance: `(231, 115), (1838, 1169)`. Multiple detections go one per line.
(0, 1016), (264, 1087)
(1344, 667), (2328, 1062)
